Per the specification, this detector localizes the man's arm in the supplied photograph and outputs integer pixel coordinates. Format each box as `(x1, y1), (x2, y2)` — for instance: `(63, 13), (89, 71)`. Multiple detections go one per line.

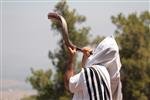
(64, 47), (76, 91)
(64, 47), (92, 91)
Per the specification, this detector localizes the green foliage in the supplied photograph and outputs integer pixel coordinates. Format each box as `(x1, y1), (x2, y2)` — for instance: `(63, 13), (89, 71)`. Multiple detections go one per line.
(112, 11), (150, 100)
(26, 68), (57, 99)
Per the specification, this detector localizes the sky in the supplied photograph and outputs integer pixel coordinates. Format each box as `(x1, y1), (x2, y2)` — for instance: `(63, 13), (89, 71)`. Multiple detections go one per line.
(1, 0), (149, 90)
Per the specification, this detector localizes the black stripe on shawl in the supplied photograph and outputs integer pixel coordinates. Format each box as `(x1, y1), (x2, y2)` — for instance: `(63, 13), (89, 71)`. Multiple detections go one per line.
(84, 68), (92, 100)
(97, 68), (111, 100)
(90, 67), (103, 100)
(89, 68), (97, 100)
(101, 76), (110, 100)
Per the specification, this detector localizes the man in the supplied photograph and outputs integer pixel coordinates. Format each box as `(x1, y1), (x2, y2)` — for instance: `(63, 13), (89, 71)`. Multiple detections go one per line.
(64, 36), (122, 100)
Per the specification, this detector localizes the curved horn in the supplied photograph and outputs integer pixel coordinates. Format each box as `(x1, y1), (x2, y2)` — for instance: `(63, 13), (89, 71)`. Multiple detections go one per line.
(48, 12), (83, 52)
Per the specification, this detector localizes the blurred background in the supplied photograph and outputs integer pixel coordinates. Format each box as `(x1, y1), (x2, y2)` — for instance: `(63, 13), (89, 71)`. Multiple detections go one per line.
(1, 0), (150, 100)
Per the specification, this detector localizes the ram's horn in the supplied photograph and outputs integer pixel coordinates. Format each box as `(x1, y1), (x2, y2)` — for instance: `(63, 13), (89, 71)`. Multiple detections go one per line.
(48, 12), (92, 54)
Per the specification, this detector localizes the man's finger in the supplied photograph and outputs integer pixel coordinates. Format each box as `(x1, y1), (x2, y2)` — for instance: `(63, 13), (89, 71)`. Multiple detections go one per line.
(68, 47), (76, 54)
(82, 47), (92, 53)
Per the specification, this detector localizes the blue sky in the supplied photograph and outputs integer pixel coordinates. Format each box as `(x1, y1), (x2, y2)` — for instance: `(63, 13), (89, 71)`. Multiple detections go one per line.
(1, 0), (149, 90)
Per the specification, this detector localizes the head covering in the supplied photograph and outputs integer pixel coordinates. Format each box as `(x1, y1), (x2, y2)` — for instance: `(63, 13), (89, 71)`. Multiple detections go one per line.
(85, 36), (121, 79)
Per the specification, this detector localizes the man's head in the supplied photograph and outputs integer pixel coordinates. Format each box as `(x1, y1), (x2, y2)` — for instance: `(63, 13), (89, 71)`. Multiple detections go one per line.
(84, 36), (121, 73)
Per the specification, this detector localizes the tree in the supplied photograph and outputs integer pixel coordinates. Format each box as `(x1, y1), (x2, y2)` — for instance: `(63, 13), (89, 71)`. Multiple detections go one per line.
(111, 11), (150, 100)
(25, 0), (91, 99)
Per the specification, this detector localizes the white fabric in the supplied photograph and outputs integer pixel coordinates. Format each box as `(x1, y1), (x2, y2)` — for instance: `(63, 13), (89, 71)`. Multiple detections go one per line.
(69, 36), (122, 100)
(69, 66), (110, 100)
(85, 36), (122, 100)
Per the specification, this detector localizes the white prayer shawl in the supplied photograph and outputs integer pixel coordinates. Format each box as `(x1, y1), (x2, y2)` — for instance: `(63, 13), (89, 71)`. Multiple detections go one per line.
(69, 36), (122, 100)
(85, 36), (122, 100)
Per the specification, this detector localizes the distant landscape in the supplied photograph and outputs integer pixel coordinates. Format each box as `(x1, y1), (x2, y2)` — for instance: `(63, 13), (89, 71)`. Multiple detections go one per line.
(1, 80), (36, 100)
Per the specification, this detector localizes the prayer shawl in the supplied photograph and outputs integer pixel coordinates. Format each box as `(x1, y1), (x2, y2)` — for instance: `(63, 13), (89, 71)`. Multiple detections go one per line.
(85, 36), (122, 100)
(84, 65), (112, 100)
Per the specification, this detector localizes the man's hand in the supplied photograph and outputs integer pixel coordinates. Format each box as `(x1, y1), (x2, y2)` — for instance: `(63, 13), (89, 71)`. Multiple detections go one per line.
(67, 47), (76, 60)
(82, 47), (92, 57)
(68, 47), (76, 56)
(82, 47), (92, 68)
